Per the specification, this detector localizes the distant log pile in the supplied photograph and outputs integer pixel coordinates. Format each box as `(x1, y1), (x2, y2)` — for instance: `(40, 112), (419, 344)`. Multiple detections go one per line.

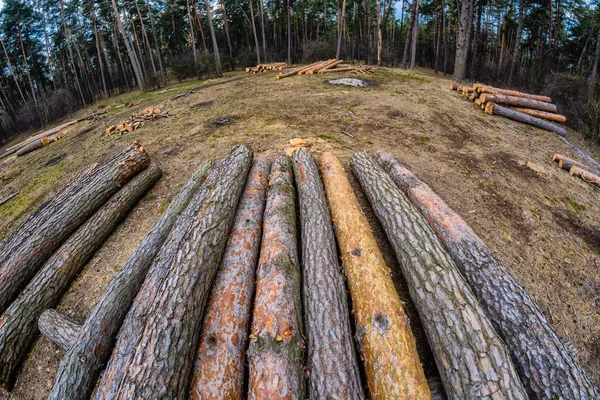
(246, 62), (292, 74)
(451, 82), (566, 137)
(553, 153), (600, 187)
(277, 59), (376, 79)
(105, 106), (169, 135)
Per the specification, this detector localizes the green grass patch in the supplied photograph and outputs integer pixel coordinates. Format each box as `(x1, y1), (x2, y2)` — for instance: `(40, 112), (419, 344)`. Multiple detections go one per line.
(564, 196), (586, 214)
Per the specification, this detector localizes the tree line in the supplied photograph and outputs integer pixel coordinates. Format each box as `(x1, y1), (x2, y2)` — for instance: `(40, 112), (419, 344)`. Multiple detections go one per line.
(0, 0), (599, 142)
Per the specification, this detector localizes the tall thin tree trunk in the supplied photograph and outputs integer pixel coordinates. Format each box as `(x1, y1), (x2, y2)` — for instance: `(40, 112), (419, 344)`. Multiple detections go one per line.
(59, 0), (86, 105)
(591, 25), (600, 97)
(442, 0), (448, 75)
(0, 37), (27, 107)
(220, 0), (235, 69)
(186, 0), (199, 76)
(145, 0), (167, 86)
(470, 0), (482, 79)
(249, 0), (261, 64)
(453, 0), (473, 80)
(336, 0), (347, 59)
(134, 0), (158, 83)
(434, 0), (442, 73)
(18, 25), (39, 109)
(92, 5), (109, 99)
(376, 0), (382, 65)
(193, 4), (209, 51)
(508, 0), (525, 85)
(287, 0), (292, 63)
(409, 0), (418, 68)
(110, 0), (145, 92)
(259, 0), (267, 62)
(130, 15), (148, 78)
(205, 0), (222, 76)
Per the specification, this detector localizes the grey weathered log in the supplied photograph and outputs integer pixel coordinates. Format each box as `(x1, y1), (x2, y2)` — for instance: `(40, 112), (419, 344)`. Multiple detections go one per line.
(95, 145), (253, 399)
(38, 309), (81, 351)
(189, 158), (270, 400)
(376, 150), (600, 400)
(0, 165), (161, 390)
(247, 155), (305, 400)
(486, 102), (566, 137)
(291, 148), (364, 400)
(350, 152), (528, 400)
(0, 143), (150, 314)
(47, 160), (213, 400)
(15, 140), (44, 157)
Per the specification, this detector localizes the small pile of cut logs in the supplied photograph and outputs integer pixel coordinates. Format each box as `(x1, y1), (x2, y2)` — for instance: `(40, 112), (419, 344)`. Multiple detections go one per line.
(246, 62), (292, 74)
(105, 106), (169, 135)
(451, 82), (567, 137)
(553, 153), (600, 187)
(277, 59), (375, 79)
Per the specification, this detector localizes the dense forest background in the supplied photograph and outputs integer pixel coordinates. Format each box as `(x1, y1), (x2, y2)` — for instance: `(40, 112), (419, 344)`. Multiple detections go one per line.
(0, 0), (599, 143)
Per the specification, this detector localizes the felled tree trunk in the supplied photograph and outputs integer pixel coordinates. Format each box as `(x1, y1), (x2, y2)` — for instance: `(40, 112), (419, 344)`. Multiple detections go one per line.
(189, 158), (270, 400)
(485, 102), (566, 137)
(320, 151), (430, 399)
(47, 160), (213, 400)
(553, 154), (600, 176)
(0, 143), (150, 314)
(570, 166), (600, 187)
(480, 93), (557, 112)
(510, 107), (566, 123)
(291, 148), (364, 400)
(375, 150), (600, 400)
(350, 152), (528, 399)
(15, 140), (44, 157)
(0, 165), (161, 390)
(247, 155), (305, 400)
(95, 145), (252, 400)
(38, 309), (81, 351)
(478, 86), (552, 103)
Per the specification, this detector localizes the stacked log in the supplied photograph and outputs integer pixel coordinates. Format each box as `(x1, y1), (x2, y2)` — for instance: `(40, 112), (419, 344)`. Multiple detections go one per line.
(0, 165), (161, 390)
(553, 153), (600, 187)
(95, 145), (252, 399)
(0, 143), (150, 314)
(246, 62), (292, 73)
(351, 152), (528, 399)
(247, 155), (305, 399)
(105, 106), (168, 135)
(277, 60), (375, 79)
(189, 158), (270, 400)
(451, 82), (567, 136)
(292, 148), (364, 399)
(46, 160), (213, 400)
(320, 151), (430, 398)
(375, 150), (600, 399)
(15, 132), (64, 157)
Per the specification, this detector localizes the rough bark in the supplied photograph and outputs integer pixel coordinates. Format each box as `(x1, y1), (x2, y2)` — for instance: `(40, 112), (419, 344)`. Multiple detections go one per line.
(38, 309), (81, 351)
(95, 145), (252, 399)
(485, 102), (566, 137)
(375, 150), (600, 400)
(292, 148), (364, 400)
(47, 160), (213, 400)
(205, 0), (222, 76)
(510, 107), (566, 123)
(320, 151), (430, 399)
(478, 86), (552, 103)
(15, 140), (44, 157)
(0, 165), (161, 390)
(453, 0), (473, 80)
(0, 143), (150, 314)
(189, 158), (270, 400)
(350, 152), (528, 399)
(508, 0), (525, 84)
(481, 93), (556, 111)
(247, 155), (304, 400)
(553, 154), (600, 176)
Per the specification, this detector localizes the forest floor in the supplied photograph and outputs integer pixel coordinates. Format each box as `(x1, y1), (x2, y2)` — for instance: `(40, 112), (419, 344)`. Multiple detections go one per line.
(1, 66), (600, 399)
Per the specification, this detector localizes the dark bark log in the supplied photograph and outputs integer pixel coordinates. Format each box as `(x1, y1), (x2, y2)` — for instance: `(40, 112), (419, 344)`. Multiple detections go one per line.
(247, 155), (305, 400)
(95, 145), (253, 399)
(350, 152), (528, 399)
(485, 102), (566, 137)
(319, 151), (430, 399)
(189, 158), (270, 400)
(15, 140), (44, 157)
(47, 160), (213, 400)
(375, 150), (600, 400)
(38, 309), (81, 351)
(553, 154), (600, 176)
(0, 165), (161, 390)
(481, 93), (557, 112)
(292, 148), (364, 400)
(0, 143), (150, 314)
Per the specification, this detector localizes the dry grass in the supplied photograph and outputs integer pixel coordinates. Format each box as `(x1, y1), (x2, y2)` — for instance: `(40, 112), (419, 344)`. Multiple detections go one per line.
(1, 67), (599, 399)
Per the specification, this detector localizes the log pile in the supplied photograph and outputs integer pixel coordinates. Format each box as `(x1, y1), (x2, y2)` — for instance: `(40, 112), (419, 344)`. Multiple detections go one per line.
(276, 59), (375, 79)
(246, 62), (292, 74)
(553, 153), (600, 187)
(105, 106), (169, 135)
(1, 144), (598, 399)
(451, 82), (567, 136)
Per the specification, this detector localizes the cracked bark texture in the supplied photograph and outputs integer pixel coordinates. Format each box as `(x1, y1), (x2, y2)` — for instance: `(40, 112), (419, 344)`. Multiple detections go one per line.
(47, 160), (213, 400)
(350, 152), (528, 400)
(189, 157), (270, 400)
(247, 155), (305, 400)
(320, 151), (431, 400)
(375, 150), (600, 400)
(38, 309), (81, 351)
(0, 142), (150, 314)
(0, 165), (161, 390)
(292, 148), (364, 400)
(95, 145), (252, 400)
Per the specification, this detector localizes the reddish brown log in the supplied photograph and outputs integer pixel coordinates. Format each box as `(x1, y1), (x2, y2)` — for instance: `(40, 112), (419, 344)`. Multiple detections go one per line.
(95, 145), (252, 399)
(449, 82), (460, 90)
(481, 93), (557, 112)
(375, 150), (600, 400)
(509, 107), (566, 123)
(320, 151), (430, 399)
(189, 157), (270, 400)
(485, 102), (566, 137)
(478, 86), (552, 102)
(553, 154), (600, 176)
(247, 155), (305, 400)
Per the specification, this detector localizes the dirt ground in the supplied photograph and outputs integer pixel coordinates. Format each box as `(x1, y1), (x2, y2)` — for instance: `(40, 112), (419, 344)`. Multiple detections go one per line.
(1, 67), (599, 399)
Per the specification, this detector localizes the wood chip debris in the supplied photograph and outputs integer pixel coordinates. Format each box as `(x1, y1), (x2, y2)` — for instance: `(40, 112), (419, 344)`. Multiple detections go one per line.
(105, 106), (169, 135)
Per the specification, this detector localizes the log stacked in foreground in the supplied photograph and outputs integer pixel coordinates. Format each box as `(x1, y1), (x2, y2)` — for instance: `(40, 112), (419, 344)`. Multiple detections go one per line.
(351, 152), (528, 399)
(0, 142), (150, 314)
(189, 158), (270, 400)
(46, 160), (213, 400)
(292, 148), (364, 400)
(0, 165), (161, 390)
(38, 309), (80, 351)
(320, 151), (431, 399)
(247, 155), (305, 400)
(375, 150), (600, 399)
(95, 145), (252, 399)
